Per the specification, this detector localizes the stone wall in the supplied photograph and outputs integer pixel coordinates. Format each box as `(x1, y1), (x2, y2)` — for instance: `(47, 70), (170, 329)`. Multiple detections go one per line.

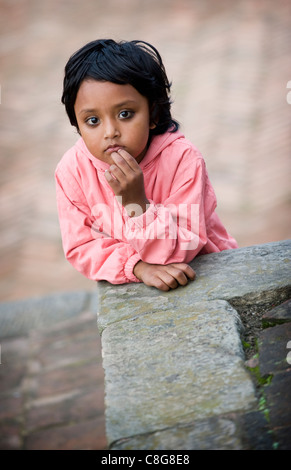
(97, 240), (291, 450)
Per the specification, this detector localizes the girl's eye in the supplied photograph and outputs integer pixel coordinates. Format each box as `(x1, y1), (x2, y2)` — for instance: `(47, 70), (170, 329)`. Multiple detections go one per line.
(86, 117), (99, 126)
(119, 110), (134, 120)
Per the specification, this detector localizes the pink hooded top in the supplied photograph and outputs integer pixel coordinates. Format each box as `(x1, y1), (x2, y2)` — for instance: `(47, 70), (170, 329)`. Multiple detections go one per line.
(55, 130), (237, 284)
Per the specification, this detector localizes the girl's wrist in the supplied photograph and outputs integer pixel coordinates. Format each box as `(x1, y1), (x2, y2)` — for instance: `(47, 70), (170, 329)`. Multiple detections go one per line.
(133, 260), (145, 279)
(124, 198), (150, 217)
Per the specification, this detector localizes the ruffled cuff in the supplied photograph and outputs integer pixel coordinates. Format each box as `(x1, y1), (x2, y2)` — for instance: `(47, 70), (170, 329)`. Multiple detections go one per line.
(124, 253), (142, 283)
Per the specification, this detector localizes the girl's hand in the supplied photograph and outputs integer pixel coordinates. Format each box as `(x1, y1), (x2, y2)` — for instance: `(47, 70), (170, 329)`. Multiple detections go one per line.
(133, 261), (196, 292)
(105, 149), (149, 216)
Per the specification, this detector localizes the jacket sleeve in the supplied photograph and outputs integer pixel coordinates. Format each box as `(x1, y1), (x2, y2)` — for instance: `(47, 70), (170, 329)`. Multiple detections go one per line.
(121, 152), (222, 264)
(55, 170), (141, 284)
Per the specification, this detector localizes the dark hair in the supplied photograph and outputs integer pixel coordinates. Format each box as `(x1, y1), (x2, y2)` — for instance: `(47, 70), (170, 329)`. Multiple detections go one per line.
(61, 39), (179, 136)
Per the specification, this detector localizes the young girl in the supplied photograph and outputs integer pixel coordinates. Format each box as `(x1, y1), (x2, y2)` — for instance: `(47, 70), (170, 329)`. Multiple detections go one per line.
(56, 39), (237, 292)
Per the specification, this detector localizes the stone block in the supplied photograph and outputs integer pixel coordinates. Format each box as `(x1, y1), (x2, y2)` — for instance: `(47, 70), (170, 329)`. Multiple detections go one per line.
(97, 240), (291, 449)
(97, 240), (291, 332)
(273, 425), (291, 451)
(24, 415), (107, 450)
(102, 300), (256, 443)
(0, 291), (92, 338)
(0, 419), (22, 450)
(258, 323), (291, 377)
(262, 299), (291, 327)
(112, 411), (273, 450)
(265, 368), (291, 450)
(25, 386), (105, 434)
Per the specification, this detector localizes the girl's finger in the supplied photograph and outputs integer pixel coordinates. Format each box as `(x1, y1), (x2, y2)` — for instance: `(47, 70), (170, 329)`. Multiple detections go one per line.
(158, 271), (179, 289)
(108, 163), (127, 182)
(163, 266), (188, 286)
(104, 169), (120, 186)
(115, 149), (141, 171)
(171, 263), (196, 280)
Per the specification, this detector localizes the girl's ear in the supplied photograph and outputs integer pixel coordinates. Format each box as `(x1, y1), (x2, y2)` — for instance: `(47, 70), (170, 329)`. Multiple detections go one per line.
(149, 103), (158, 130)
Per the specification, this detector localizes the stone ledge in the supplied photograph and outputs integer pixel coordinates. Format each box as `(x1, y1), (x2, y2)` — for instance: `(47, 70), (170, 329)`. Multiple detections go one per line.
(112, 410), (274, 451)
(101, 301), (255, 443)
(0, 291), (97, 339)
(97, 240), (291, 449)
(97, 240), (291, 333)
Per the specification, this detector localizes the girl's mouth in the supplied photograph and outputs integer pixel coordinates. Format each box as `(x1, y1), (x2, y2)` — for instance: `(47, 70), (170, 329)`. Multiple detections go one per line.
(105, 145), (124, 153)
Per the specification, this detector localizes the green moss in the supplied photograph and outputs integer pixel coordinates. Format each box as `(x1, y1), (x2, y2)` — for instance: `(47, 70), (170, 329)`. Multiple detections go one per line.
(262, 318), (287, 328)
(258, 394), (270, 422)
(246, 360), (273, 387)
(245, 354), (273, 425)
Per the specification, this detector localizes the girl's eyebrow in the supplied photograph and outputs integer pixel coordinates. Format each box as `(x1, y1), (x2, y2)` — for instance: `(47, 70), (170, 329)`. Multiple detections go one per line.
(114, 100), (137, 108)
(79, 100), (138, 116)
(79, 108), (97, 116)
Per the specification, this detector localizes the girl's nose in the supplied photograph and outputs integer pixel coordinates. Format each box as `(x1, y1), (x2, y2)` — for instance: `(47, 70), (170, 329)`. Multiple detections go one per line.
(104, 119), (120, 139)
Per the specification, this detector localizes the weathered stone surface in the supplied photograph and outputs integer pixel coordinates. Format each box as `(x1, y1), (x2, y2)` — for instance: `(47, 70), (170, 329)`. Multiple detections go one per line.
(273, 425), (291, 451)
(0, 291), (95, 338)
(97, 240), (291, 332)
(97, 240), (291, 449)
(112, 417), (245, 451)
(258, 323), (291, 377)
(102, 300), (256, 443)
(112, 411), (273, 450)
(265, 370), (291, 431)
(255, 299), (291, 450)
(97, 285), (172, 333)
(262, 299), (291, 327)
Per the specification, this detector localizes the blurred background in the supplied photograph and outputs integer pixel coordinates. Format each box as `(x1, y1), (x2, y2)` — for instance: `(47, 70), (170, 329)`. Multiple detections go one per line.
(0, 0), (290, 302)
(0, 0), (290, 451)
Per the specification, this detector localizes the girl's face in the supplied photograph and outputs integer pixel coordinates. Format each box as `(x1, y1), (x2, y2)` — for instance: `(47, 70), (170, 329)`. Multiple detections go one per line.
(74, 80), (155, 165)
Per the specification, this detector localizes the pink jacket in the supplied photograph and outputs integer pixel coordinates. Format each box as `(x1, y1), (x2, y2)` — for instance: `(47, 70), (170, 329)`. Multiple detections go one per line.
(55, 130), (237, 284)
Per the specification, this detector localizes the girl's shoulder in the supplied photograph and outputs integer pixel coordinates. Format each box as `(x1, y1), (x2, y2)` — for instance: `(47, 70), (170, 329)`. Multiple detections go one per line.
(171, 134), (203, 155)
(149, 131), (203, 164)
(160, 132), (204, 170)
(57, 136), (82, 162)
(55, 138), (94, 179)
